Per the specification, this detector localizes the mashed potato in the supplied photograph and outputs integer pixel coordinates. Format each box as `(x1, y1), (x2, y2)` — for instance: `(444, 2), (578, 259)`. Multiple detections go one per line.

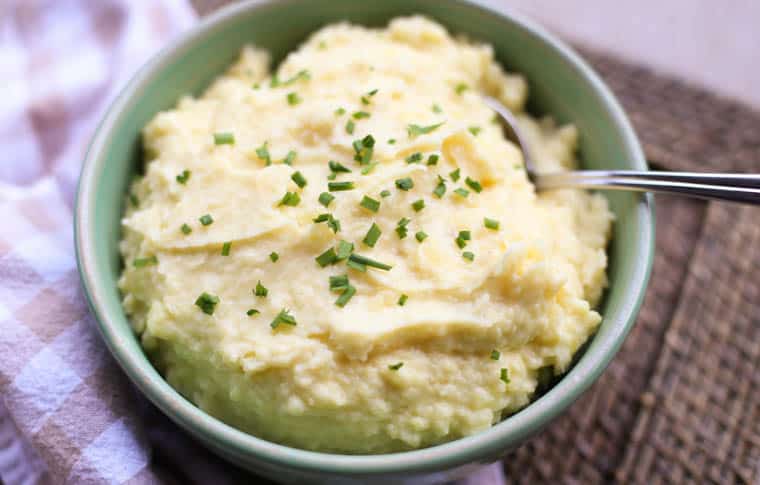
(119, 16), (613, 453)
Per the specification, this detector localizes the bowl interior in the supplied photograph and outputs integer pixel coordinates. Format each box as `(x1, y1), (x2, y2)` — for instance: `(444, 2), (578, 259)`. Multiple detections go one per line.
(76, 0), (653, 479)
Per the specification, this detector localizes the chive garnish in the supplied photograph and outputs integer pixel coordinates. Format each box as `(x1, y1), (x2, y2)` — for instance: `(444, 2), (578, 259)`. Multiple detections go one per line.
(395, 178), (414, 191)
(328, 181), (355, 191)
(291, 171), (307, 188)
(468, 126), (482, 136)
(199, 214), (214, 226)
(315, 247), (338, 267)
(380, 190), (391, 198)
(432, 103), (443, 113)
(270, 69), (310, 88)
(352, 111), (370, 119)
(427, 154), (439, 165)
(453, 188), (469, 198)
(459, 230), (471, 240)
(221, 242), (231, 256)
(194, 292), (219, 315)
(462, 251), (475, 261)
(398, 294), (408, 306)
(279, 191), (301, 206)
(213, 132), (234, 145)
(405, 152), (423, 164)
(360, 163), (378, 175)
(329, 274), (350, 292)
(389, 362), (404, 371)
(484, 218), (500, 230)
(407, 121), (445, 138)
(490, 350), (500, 360)
(180, 223), (192, 235)
(449, 168), (461, 182)
(282, 150), (297, 165)
(415, 231), (428, 242)
(360, 195), (380, 213)
(396, 218), (410, 239)
(327, 216), (341, 233)
(270, 252), (279, 262)
(328, 174), (337, 180)
(433, 176), (446, 198)
(345, 120), (355, 134)
(133, 256), (158, 268)
(255, 142), (271, 166)
(176, 170), (191, 184)
(254, 281), (268, 297)
(246, 309), (260, 316)
(287, 92), (302, 105)
(335, 107), (346, 116)
(346, 259), (366, 272)
(313, 213), (330, 223)
(465, 177), (483, 193)
(270, 308), (297, 329)
(454, 82), (468, 95)
(336, 240), (354, 260)
(318, 192), (335, 207)
(348, 253), (392, 271)
(360, 89), (378, 105)
(500, 368), (510, 384)
(334, 285), (356, 307)
(363, 222), (382, 247)
(329, 160), (352, 173)
(387, 139), (396, 145)
(411, 199), (425, 212)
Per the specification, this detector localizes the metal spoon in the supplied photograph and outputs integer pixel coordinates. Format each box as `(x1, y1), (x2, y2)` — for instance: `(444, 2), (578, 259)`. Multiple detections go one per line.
(483, 96), (760, 205)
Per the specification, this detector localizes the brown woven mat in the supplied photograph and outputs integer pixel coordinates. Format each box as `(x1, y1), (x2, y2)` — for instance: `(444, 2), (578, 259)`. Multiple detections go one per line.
(190, 3), (760, 483)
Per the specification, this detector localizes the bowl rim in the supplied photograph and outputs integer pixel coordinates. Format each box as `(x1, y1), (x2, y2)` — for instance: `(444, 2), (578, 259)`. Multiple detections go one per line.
(75, 0), (654, 476)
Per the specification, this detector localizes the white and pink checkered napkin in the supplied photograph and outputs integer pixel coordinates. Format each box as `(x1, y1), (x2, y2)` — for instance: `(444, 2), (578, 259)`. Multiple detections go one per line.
(0, 1), (507, 483)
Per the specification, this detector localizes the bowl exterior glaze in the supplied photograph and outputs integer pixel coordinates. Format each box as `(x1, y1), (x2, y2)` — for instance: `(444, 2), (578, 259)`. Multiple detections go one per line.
(75, 1), (654, 483)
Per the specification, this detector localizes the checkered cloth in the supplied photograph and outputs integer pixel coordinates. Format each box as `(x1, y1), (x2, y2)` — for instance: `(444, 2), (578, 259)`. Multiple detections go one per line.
(0, 1), (507, 483)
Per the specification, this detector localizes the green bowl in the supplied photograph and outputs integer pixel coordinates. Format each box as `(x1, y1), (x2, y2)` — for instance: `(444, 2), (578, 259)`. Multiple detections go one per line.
(75, 0), (654, 483)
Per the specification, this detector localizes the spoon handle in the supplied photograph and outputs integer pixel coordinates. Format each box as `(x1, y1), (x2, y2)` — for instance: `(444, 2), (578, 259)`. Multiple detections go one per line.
(535, 171), (760, 205)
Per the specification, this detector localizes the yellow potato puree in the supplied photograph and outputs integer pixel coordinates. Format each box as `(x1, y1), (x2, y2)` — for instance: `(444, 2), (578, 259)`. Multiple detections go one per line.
(119, 16), (613, 453)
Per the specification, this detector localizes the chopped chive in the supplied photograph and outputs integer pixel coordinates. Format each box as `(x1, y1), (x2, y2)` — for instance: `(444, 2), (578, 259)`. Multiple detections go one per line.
(221, 242), (231, 256)
(500, 368), (510, 384)
(453, 188), (469, 198)
(246, 309), (260, 316)
(346, 258), (366, 272)
(313, 213), (330, 223)
(270, 69), (310, 88)
(465, 177), (483, 193)
(458, 230), (471, 241)
(336, 240), (354, 260)
(367, 89), (378, 96)
(426, 154), (439, 166)
(129, 194), (139, 207)
(433, 176), (447, 198)
(405, 152), (423, 164)
(360, 163), (378, 175)
(180, 223), (192, 235)
(389, 362), (404, 371)
(335, 107), (346, 116)
(254, 281), (268, 297)
(329, 274), (350, 292)
(334, 285), (356, 307)
(361, 90), (378, 105)
(360, 195), (380, 213)
(432, 103), (443, 114)
(411, 199), (425, 212)
(345, 119), (355, 134)
(279, 191), (301, 206)
(287, 92), (302, 105)
(282, 150), (297, 165)
(456, 238), (467, 249)
(329, 160), (352, 173)
(407, 121), (445, 138)
(291, 171), (307, 188)
(133, 255), (158, 268)
(318, 192), (335, 207)
(396, 217), (410, 239)
(213, 132), (235, 145)
(387, 139), (396, 145)
(252, 83), (260, 89)
(348, 253), (392, 271)
(395, 178), (414, 191)
(270, 252), (279, 262)
(328, 181), (355, 191)
(468, 126), (482, 136)
(327, 173), (337, 180)
(462, 251), (475, 261)
(352, 111), (370, 119)
(327, 216), (341, 233)
(255, 142), (271, 166)
(454, 82), (468, 95)
(270, 308), (297, 329)
(194, 292), (219, 315)
(380, 190), (391, 198)
(199, 214), (214, 226)
(490, 349), (500, 360)
(363, 222), (382, 247)
(398, 294), (408, 306)
(415, 231), (428, 242)
(484, 218), (500, 230)
(315, 247), (338, 267)
(176, 169), (191, 184)
(449, 168), (461, 182)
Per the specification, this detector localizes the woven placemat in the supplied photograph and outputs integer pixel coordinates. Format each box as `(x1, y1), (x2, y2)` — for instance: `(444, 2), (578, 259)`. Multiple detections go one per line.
(189, 3), (760, 483)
